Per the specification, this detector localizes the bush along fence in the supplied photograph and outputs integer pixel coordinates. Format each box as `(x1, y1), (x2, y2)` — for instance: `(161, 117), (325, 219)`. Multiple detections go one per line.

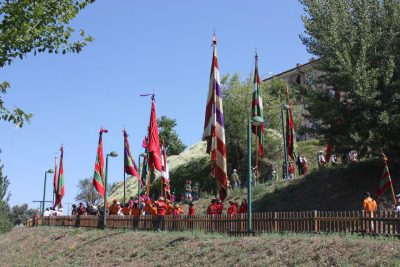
(26, 210), (400, 236)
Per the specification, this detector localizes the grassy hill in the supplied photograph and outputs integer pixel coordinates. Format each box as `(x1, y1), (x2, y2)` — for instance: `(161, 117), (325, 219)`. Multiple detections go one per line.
(1, 227), (400, 266)
(109, 140), (323, 203)
(192, 158), (398, 214)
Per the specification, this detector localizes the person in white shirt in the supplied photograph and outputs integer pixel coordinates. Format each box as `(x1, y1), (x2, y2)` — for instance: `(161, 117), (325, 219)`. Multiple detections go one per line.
(43, 208), (51, 216)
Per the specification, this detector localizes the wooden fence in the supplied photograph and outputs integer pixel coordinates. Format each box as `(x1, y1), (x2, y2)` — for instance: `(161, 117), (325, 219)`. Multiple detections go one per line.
(26, 210), (400, 236)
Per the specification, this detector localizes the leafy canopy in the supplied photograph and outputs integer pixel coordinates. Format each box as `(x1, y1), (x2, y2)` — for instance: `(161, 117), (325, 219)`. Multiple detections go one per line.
(300, 0), (400, 157)
(157, 115), (186, 156)
(0, 0), (95, 127)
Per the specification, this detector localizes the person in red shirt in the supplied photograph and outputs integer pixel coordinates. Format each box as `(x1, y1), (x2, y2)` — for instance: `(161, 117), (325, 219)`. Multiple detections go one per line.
(77, 202), (86, 215)
(154, 196), (167, 230)
(227, 201), (238, 216)
(288, 161), (295, 179)
(207, 198), (217, 215)
(188, 202), (195, 216)
(215, 198), (224, 215)
(239, 199), (248, 214)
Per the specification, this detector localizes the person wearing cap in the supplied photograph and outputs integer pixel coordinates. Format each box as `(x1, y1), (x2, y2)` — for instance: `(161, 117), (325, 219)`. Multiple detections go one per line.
(154, 196), (167, 230)
(239, 199), (248, 214)
(227, 200), (238, 216)
(231, 169), (240, 190)
(215, 198), (224, 215)
(207, 198), (217, 215)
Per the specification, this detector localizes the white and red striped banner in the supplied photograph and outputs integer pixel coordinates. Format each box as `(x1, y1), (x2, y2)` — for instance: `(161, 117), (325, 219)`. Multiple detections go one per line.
(202, 33), (228, 201)
(161, 143), (171, 200)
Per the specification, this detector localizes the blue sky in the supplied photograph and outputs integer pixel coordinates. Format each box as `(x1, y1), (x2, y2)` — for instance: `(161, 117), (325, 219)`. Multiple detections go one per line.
(1, 0), (311, 210)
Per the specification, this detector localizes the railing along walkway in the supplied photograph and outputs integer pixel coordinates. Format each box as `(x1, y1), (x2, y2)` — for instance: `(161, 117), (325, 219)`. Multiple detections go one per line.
(26, 210), (400, 236)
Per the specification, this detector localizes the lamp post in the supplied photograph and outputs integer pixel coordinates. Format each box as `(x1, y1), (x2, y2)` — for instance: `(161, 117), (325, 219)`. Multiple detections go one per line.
(42, 169), (54, 216)
(103, 151), (118, 229)
(247, 115), (264, 234)
(281, 104), (289, 180)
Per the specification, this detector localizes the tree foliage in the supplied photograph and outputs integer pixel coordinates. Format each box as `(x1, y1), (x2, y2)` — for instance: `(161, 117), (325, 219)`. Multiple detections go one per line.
(0, 0), (95, 127)
(222, 74), (298, 180)
(300, 0), (400, 157)
(157, 115), (186, 156)
(0, 149), (11, 202)
(0, 201), (11, 233)
(8, 203), (36, 225)
(75, 177), (103, 207)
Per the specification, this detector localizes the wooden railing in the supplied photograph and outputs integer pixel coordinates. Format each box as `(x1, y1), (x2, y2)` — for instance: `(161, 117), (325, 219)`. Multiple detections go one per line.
(26, 210), (400, 236)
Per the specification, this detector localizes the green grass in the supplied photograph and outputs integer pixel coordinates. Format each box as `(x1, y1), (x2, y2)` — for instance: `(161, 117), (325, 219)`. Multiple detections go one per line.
(2, 227), (400, 266)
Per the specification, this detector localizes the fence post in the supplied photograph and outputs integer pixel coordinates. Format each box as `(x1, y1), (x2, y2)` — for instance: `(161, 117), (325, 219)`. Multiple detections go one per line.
(313, 210), (318, 233)
(274, 212), (278, 232)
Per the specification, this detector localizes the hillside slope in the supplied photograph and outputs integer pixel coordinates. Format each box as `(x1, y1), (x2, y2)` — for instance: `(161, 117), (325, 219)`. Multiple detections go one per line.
(1, 227), (400, 266)
(192, 158), (398, 213)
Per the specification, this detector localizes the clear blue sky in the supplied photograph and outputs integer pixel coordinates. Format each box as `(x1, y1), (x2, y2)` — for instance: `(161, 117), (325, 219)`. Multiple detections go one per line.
(1, 0), (311, 210)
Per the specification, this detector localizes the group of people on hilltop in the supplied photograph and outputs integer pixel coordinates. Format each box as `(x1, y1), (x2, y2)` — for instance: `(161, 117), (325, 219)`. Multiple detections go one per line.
(206, 197), (248, 216)
(181, 179), (200, 203)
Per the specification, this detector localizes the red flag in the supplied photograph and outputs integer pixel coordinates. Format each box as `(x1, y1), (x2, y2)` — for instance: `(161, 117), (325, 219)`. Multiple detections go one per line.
(53, 155), (58, 205)
(53, 146), (64, 208)
(142, 136), (148, 148)
(325, 143), (333, 162)
(147, 97), (162, 171)
(93, 128), (107, 198)
(285, 87), (295, 160)
(123, 129), (143, 187)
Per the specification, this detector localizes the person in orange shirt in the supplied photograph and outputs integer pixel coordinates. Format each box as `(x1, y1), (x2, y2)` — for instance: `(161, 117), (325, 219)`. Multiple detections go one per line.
(363, 192), (377, 212)
(363, 192), (377, 233)
(109, 199), (120, 215)
(131, 201), (141, 230)
(166, 200), (174, 216)
(122, 203), (131, 216)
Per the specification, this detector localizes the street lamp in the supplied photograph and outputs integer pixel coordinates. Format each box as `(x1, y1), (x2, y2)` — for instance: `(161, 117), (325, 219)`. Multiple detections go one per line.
(103, 151), (118, 229)
(247, 115), (264, 234)
(42, 169), (54, 216)
(281, 104), (289, 180)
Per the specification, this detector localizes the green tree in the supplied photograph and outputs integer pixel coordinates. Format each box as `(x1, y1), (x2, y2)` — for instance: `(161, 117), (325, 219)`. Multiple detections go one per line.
(8, 204), (36, 225)
(0, 0), (95, 127)
(222, 73), (297, 179)
(157, 115), (186, 156)
(299, 0), (400, 157)
(0, 201), (11, 233)
(0, 149), (11, 232)
(75, 177), (103, 207)
(0, 149), (11, 202)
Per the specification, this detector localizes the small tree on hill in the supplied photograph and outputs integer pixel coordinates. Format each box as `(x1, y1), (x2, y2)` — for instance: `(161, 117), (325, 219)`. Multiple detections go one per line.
(75, 177), (103, 207)
(158, 115), (186, 156)
(8, 204), (36, 225)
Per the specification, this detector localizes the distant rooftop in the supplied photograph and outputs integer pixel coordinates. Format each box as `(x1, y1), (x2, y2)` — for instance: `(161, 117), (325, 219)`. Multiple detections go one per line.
(263, 58), (319, 82)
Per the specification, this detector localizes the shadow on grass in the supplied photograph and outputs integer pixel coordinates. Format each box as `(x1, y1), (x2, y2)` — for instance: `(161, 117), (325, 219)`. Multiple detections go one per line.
(253, 159), (392, 212)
